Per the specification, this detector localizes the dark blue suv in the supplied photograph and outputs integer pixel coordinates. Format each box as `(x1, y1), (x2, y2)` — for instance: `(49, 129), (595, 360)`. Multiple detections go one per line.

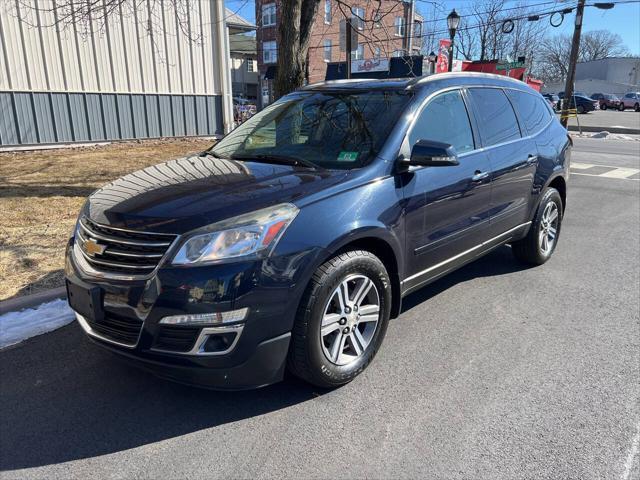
(65, 73), (571, 390)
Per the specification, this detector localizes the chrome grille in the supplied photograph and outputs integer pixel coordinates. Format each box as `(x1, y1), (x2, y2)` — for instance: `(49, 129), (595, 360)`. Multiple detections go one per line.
(75, 216), (177, 276)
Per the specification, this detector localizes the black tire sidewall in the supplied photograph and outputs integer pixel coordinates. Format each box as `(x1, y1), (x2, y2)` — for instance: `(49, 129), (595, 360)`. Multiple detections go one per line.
(532, 188), (563, 262)
(304, 254), (391, 386)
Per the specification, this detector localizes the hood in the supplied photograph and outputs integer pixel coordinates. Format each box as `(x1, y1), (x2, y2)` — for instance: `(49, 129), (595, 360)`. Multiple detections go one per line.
(84, 154), (348, 234)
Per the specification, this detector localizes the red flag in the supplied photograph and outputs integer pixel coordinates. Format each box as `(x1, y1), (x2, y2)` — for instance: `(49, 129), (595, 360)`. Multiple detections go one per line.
(436, 39), (451, 73)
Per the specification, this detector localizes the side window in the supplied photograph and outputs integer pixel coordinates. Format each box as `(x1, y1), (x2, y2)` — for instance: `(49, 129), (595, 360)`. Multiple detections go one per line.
(408, 90), (475, 155)
(506, 90), (551, 136)
(468, 88), (521, 147)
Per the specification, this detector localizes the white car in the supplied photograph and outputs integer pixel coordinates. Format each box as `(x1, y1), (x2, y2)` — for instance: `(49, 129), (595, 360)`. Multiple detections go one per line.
(619, 92), (640, 111)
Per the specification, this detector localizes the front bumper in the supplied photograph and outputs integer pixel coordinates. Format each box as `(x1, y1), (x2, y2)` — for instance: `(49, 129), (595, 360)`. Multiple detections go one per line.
(65, 238), (318, 390)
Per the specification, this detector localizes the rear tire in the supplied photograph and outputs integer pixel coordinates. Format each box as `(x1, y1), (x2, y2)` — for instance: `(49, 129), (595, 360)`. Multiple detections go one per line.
(619, 103), (625, 111)
(577, 105), (585, 114)
(601, 103), (607, 110)
(512, 188), (563, 266)
(287, 250), (391, 388)
(635, 103), (640, 112)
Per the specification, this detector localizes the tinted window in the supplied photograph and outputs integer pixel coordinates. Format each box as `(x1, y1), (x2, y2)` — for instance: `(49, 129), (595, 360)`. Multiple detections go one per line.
(409, 90), (474, 154)
(468, 88), (520, 146)
(506, 90), (551, 135)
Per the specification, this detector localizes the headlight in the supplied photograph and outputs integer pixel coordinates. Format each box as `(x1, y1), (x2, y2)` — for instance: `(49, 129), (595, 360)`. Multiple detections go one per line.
(171, 203), (299, 265)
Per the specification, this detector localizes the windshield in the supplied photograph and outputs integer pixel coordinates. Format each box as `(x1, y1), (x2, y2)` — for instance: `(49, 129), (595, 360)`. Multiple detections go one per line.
(211, 90), (411, 170)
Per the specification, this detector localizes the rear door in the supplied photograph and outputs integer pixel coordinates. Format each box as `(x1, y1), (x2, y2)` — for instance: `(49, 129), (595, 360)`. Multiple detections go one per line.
(467, 87), (535, 237)
(401, 89), (492, 291)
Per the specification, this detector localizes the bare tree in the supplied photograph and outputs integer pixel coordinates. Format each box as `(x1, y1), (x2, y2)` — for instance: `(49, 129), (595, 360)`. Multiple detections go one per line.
(580, 30), (629, 62)
(534, 29), (629, 83)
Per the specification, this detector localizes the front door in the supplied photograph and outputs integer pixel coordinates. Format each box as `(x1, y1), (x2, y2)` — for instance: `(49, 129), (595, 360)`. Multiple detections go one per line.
(401, 89), (492, 293)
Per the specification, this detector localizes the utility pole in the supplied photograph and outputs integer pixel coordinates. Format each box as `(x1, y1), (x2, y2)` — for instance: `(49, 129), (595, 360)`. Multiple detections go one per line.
(561, 0), (586, 128)
(346, 17), (352, 79)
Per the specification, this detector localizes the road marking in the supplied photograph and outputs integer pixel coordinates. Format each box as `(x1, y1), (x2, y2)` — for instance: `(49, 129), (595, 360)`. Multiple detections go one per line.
(571, 162), (640, 181)
(600, 167), (640, 179)
(621, 421), (640, 480)
(571, 162), (594, 170)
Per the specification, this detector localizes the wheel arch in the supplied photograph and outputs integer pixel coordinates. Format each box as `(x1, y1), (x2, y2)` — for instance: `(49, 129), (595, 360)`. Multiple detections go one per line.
(315, 229), (404, 320)
(548, 175), (567, 212)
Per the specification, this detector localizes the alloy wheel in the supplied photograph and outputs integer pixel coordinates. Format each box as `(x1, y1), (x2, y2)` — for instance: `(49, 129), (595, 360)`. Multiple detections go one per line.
(320, 274), (380, 366)
(539, 202), (559, 256)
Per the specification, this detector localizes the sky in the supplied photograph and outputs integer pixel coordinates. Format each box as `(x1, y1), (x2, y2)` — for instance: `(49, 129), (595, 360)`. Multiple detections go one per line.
(224, 0), (640, 56)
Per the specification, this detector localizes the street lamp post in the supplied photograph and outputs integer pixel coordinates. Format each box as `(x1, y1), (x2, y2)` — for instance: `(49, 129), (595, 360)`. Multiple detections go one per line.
(447, 9), (460, 73)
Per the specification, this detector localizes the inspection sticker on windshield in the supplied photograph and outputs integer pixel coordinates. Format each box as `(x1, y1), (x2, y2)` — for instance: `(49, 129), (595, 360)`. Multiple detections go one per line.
(337, 151), (358, 162)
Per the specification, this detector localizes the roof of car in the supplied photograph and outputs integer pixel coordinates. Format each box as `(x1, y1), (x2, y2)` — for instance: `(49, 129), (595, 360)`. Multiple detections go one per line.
(302, 72), (534, 92)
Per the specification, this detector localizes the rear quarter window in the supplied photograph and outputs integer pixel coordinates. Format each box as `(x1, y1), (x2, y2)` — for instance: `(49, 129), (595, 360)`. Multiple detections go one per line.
(506, 90), (552, 136)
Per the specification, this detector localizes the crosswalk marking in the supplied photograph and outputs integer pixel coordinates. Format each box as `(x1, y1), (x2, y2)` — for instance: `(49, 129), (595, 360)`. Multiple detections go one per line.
(570, 162), (639, 181)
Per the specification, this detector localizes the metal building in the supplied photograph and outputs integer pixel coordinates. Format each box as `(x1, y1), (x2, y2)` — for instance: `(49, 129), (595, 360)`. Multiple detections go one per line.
(0, 0), (234, 148)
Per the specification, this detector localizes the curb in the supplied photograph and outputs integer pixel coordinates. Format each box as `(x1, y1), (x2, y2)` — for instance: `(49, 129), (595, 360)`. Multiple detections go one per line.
(0, 287), (67, 315)
(567, 125), (640, 135)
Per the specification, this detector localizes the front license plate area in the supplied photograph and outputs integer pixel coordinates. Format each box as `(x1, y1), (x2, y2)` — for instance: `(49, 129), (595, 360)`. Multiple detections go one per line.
(66, 278), (104, 322)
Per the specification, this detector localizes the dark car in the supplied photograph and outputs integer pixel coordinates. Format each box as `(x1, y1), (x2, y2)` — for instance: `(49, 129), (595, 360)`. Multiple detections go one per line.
(566, 94), (598, 114)
(591, 93), (621, 110)
(542, 93), (560, 111)
(65, 73), (571, 390)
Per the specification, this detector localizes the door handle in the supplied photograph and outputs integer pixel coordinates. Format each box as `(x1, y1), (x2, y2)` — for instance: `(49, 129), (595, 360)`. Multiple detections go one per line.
(471, 170), (489, 182)
(527, 154), (538, 164)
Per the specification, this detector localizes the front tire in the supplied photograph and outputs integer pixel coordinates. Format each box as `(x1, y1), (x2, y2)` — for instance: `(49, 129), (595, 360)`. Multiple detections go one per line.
(635, 103), (639, 112)
(512, 188), (563, 265)
(577, 105), (585, 114)
(601, 103), (607, 110)
(619, 104), (625, 111)
(287, 250), (391, 388)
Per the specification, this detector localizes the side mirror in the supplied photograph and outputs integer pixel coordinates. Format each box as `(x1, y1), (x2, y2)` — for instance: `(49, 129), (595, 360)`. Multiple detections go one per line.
(406, 139), (459, 167)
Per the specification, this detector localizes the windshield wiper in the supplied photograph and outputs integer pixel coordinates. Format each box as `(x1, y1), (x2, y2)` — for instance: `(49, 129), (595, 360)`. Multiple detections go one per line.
(230, 153), (320, 170)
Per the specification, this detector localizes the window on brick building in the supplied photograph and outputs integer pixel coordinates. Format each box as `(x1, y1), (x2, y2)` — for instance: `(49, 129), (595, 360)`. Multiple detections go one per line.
(352, 6), (364, 30)
(323, 39), (332, 62)
(351, 44), (364, 60)
(263, 41), (277, 63)
(262, 3), (276, 27)
(324, 0), (331, 23)
(394, 17), (405, 36)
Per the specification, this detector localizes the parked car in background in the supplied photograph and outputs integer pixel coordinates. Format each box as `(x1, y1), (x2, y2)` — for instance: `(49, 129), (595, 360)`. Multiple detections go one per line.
(65, 74), (571, 390)
(542, 93), (560, 111)
(566, 94), (599, 114)
(558, 91), (587, 100)
(591, 93), (621, 110)
(620, 92), (640, 111)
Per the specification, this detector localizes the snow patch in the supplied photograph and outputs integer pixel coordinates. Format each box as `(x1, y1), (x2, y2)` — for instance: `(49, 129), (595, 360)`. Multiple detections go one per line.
(0, 299), (75, 349)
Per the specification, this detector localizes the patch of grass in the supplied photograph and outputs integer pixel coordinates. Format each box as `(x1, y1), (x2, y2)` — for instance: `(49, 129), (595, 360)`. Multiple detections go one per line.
(0, 138), (213, 301)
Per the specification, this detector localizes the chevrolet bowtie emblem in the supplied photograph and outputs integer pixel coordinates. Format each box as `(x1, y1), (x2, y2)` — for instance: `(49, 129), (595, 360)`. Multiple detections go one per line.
(84, 238), (107, 256)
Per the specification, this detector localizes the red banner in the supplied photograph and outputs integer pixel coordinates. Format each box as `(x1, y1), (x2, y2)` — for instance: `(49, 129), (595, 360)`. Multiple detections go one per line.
(436, 39), (451, 73)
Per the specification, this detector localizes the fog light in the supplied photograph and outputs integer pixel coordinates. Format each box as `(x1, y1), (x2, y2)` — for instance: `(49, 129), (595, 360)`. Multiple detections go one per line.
(159, 307), (248, 326)
(202, 332), (238, 353)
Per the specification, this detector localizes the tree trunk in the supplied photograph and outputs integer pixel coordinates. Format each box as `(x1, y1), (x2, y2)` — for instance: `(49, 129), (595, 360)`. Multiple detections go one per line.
(274, 0), (319, 99)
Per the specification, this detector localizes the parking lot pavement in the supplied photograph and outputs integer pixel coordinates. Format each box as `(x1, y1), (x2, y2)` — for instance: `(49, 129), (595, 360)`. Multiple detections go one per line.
(562, 109), (640, 131)
(1, 139), (639, 479)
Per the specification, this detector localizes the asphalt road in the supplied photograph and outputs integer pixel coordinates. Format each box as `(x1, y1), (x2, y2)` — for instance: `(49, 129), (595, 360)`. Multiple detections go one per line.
(562, 109), (640, 131)
(1, 138), (639, 479)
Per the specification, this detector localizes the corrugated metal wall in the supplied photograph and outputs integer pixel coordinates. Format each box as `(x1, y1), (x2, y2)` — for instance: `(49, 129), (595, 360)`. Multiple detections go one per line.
(0, 0), (228, 147)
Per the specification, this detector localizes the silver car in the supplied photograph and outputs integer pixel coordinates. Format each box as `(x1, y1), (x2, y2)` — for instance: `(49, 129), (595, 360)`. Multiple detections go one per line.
(619, 92), (640, 111)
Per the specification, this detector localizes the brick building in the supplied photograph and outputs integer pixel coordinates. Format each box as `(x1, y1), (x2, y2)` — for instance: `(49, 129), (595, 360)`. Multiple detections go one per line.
(255, 0), (423, 107)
